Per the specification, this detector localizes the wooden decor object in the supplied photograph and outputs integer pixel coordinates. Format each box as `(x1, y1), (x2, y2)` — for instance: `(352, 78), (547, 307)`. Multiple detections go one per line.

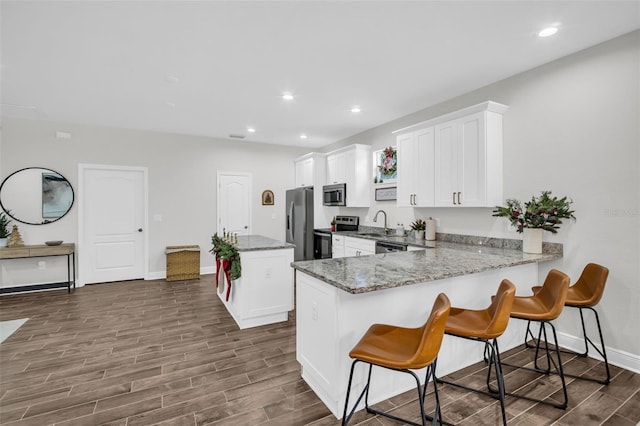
(7, 225), (24, 247)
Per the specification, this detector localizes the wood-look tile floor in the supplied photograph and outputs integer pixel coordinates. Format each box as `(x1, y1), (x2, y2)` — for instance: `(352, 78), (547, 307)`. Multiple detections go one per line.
(1, 277), (639, 425)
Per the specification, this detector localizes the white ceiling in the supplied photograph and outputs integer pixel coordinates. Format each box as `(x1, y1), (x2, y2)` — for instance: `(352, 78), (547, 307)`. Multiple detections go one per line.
(2, 1), (639, 148)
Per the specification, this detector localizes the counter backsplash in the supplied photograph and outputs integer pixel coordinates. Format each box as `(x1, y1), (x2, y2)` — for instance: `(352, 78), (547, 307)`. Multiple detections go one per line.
(354, 226), (563, 255)
(436, 232), (563, 255)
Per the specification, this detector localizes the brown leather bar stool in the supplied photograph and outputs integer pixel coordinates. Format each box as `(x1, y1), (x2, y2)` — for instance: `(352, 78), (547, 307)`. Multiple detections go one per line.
(437, 279), (516, 426)
(525, 263), (610, 384)
(342, 293), (451, 426)
(501, 269), (570, 409)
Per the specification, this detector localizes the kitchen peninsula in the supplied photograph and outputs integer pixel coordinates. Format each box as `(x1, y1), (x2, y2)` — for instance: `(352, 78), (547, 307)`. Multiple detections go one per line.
(217, 235), (294, 329)
(291, 241), (561, 418)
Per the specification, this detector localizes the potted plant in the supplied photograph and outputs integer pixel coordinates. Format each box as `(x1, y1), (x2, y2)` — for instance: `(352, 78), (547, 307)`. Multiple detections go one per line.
(410, 219), (426, 240)
(493, 191), (576, 253)
(0, 211), (11, 247)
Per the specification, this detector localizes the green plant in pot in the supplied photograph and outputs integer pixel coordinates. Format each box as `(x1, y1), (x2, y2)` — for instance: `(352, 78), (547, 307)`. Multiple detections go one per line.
(493, 191), (576, 253)
(410, 219), (426, 239)
(0, 211), (11, 247)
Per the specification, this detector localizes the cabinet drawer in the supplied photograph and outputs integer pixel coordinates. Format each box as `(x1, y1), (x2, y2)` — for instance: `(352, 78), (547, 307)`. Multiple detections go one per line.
(344, 237), (376, 252)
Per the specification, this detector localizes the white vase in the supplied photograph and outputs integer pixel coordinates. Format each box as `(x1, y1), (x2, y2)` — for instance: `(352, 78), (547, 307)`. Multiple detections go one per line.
(415, 230), (425, 240)
(0, 237), (7, 247)
(522, 228), (543, 254)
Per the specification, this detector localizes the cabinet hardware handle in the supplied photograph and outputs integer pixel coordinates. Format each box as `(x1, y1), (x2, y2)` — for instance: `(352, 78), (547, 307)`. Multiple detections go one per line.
(457, 192), (461, 205)
(452, 192), (456, 205)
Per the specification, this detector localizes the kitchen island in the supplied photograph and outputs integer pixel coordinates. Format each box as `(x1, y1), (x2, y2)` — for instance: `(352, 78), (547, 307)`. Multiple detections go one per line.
(217, 235), (294, 329)
(291, 242), (561, 418)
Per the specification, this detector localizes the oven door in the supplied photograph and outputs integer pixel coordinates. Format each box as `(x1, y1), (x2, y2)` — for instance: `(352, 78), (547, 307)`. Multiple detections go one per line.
(313, 231), (333, 259)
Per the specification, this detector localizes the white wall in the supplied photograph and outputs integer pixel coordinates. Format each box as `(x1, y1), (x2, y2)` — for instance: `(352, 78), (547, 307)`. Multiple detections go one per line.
(1, 120), (309, 284)
(330, 31), (640, 360)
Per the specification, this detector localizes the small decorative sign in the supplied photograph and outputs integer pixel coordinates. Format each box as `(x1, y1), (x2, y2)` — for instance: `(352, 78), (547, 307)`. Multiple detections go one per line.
(261, 190), (274, 205)
(375, 186), (397, 201)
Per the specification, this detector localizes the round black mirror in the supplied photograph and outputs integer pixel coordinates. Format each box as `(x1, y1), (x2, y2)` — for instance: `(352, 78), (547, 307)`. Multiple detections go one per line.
(0, 167), (74, 225)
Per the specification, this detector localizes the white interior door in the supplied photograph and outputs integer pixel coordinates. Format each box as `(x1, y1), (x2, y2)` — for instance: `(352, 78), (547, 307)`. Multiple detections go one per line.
(79, 165), (147, 284)
(217, 172), (251, 236)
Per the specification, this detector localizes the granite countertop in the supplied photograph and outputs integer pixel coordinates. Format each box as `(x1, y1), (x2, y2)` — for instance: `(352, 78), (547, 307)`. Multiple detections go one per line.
(291, 241), (561, 294)
(235, 235), (294, 252)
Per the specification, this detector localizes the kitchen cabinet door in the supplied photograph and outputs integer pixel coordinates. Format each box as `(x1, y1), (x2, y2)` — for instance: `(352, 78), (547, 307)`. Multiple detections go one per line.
(434, 110), (502, 207)
(326, 152), (346, 185)
(344, 236), (375, 257)
(397, 127), (434, 207)
(332, 235), (345, 258)
(295, 157), (314, 188)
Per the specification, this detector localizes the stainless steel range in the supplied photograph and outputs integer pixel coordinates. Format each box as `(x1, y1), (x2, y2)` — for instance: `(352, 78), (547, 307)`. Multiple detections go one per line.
(313, 215), (359, 259)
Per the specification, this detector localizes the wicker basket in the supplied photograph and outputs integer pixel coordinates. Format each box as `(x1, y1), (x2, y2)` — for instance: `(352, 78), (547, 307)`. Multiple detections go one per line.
(165, 245), (200, 281)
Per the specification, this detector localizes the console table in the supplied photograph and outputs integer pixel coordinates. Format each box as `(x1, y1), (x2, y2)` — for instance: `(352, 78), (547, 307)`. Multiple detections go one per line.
(0, 243), (76, 294)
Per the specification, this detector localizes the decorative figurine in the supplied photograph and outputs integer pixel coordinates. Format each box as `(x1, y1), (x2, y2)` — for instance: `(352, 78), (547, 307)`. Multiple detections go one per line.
(7, 224), (24, 247)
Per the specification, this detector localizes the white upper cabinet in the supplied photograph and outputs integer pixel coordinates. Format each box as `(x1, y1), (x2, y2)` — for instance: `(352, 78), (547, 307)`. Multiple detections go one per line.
(294, 156), (314, 188)
(434, 107), (505, 207)
(396, 127), (435, 207)
(325, 144), (371, 207)
(326, 152), (346, 185)
(294, 152), (325, 188)
(394, 101), (508, 208)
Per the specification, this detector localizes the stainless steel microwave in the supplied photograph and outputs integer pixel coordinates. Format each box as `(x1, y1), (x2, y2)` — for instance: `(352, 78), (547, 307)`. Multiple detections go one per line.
(322, 183), (346, 206)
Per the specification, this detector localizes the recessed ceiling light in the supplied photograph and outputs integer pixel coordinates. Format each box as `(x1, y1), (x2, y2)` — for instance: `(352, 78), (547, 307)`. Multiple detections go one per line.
(166, 75), (180, 83)
(282, 92), (294, 101)
(300, 134), (307, 139)
(351, 106), (361, 113)
(166, 101), (176, 108)
(538, 27), (559, 37)
(247, 127), (256, 133)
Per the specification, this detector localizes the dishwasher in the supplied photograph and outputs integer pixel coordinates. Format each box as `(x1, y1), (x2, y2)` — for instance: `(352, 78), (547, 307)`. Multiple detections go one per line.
(375, 241), (408, 253)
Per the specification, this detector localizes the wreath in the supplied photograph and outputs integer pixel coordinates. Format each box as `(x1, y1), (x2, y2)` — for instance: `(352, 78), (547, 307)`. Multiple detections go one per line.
(378, 146), (397, 176)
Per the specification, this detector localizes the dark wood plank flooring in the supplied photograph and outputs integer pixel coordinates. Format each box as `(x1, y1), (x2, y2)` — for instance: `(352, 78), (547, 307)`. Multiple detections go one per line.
(1, 276), (638, 425)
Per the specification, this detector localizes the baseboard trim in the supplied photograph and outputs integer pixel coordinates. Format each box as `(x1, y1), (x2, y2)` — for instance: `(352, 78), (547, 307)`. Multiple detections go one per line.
(557, 331), (640, 374)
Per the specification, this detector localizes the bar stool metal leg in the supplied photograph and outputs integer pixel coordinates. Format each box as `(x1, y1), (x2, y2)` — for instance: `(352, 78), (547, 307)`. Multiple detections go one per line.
(524, 307), (610, 384)
(342, 359), (445, 426)
(440, 337), (508, 425)
(501, 319), (568, 409)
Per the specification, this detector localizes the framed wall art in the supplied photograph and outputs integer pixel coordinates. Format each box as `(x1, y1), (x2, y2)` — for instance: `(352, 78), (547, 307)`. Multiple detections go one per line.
(261, 190), (274, 205)
(375, 186), (397, 201)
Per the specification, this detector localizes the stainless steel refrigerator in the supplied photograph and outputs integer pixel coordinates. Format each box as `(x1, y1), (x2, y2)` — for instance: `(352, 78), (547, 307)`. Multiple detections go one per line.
(286, 187), (314, 261)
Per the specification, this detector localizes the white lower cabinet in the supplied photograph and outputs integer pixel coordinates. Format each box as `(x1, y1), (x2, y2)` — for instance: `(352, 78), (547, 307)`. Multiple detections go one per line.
(332, 235), (345, 258)
(333, 235), (375, 258)
(218, 248), (294, 329)
(344, 237), (375, 257)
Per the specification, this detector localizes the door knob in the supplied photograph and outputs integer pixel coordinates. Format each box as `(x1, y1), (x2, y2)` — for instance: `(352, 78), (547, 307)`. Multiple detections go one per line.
(138, 228), (143, 232)
(244, 226), (248, 229)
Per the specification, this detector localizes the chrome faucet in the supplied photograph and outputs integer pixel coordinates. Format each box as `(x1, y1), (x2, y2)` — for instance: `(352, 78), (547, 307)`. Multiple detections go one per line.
(373, 210), (389, 234)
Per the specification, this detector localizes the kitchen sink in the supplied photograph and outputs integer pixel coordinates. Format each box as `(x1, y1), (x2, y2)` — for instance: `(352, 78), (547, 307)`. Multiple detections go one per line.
(356, 233), (385, 237)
